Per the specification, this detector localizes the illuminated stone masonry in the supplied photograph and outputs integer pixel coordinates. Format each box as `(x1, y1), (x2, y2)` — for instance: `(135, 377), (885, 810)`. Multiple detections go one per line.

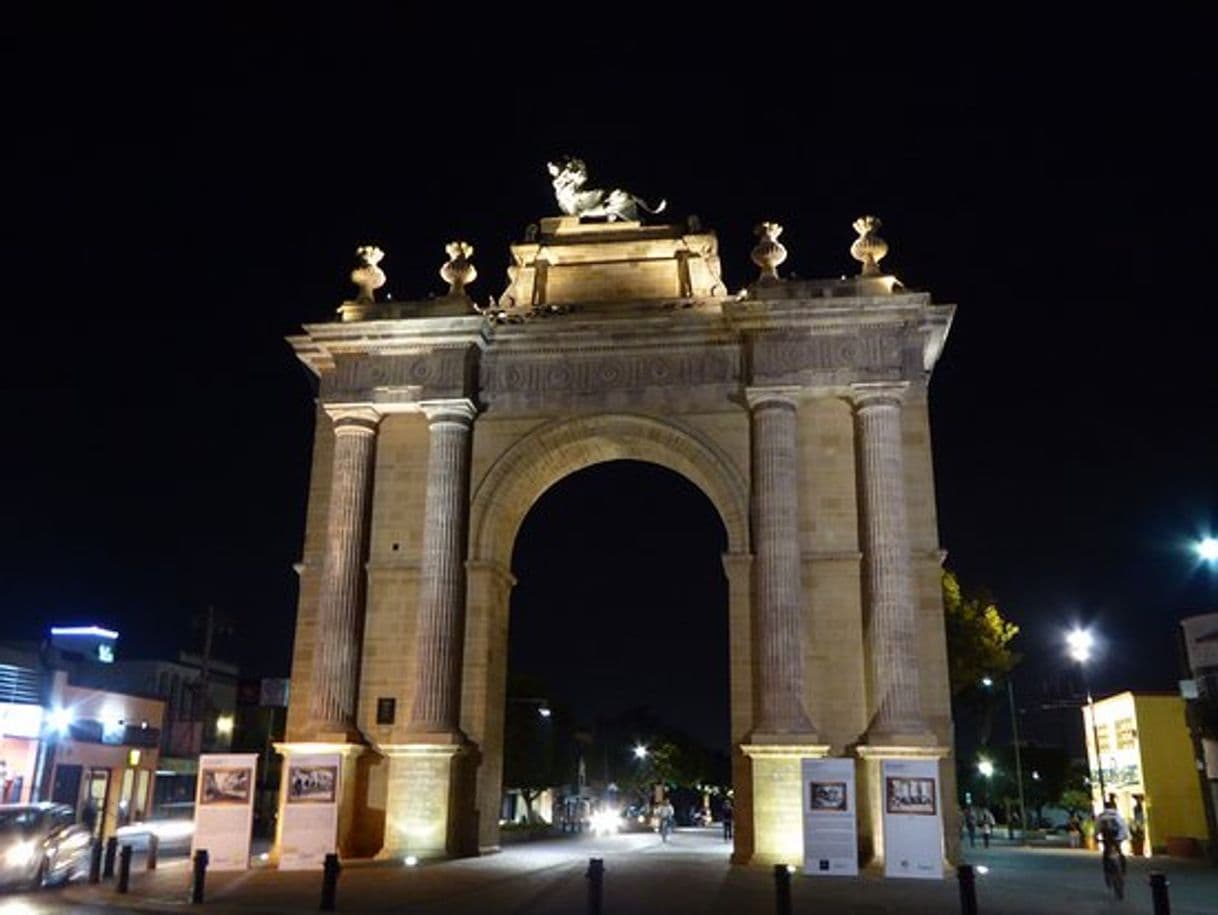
(278, 197), (957, 869)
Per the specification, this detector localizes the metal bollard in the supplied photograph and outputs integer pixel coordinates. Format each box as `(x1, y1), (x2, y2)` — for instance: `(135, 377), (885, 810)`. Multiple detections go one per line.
(320, 853), (341, 912)
(191, 849), (209, 904)
(147, 832), (160, 870)
(773, 864), (793, 915)
(117, 844), (133, 893)
(1149, 872), (1171, 915)
(102, 836), (118, 879)
(957, 864), (979, 915)
(585, 857), (604, 915)
(88, 839), (102, 883)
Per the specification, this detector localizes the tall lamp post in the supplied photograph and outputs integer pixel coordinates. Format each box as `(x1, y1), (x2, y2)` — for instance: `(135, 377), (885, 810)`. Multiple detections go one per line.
(1067, 627), (1106, 807)
(982, 675), (1029, 843)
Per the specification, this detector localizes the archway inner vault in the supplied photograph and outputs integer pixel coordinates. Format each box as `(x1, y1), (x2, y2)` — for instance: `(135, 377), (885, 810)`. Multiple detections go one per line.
(470, 413), (749, 568)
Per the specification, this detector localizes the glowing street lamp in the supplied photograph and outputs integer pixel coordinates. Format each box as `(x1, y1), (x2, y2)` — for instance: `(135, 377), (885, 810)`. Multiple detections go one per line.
(1066, 627), (1093, 663)
(1197, 537), (1218, 562)
(633, 744), (649, 761)
(977, 758), (995, 779)
(1067, 626), (1106, 804)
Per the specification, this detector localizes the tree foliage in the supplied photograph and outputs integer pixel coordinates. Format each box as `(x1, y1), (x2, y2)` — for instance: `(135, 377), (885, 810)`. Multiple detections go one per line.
(943, 570), (1020, 696)
(502, 675), (566, 822)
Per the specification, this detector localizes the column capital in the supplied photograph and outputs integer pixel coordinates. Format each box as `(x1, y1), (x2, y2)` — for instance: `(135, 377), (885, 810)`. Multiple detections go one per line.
(745, 386), (803, 411)
(326, 405), (382, 433)
(419, 398), (478, 425)
(847, 381), (909, 410)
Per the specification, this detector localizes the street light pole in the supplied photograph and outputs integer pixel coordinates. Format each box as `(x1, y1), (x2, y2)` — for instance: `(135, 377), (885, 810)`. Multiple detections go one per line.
(1067, 627), (1107, 810)
(1005, 676), (1029, 844)
(1080, 664), (1107, 806)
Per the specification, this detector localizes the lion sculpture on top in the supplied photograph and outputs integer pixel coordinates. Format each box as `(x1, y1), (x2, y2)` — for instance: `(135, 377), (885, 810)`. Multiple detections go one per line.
(547, 157), (666, 223)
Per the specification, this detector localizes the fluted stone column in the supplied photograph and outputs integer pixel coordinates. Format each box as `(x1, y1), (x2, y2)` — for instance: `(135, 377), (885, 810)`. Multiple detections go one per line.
(852, 382), (928, 739)
(310, 407), (381, 732)
(747, 389), (815, 737)
(408, 399), (477, 736)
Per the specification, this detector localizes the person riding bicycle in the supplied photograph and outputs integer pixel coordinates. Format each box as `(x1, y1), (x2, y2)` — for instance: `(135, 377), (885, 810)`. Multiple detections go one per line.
(1095, 798), (1129, 875)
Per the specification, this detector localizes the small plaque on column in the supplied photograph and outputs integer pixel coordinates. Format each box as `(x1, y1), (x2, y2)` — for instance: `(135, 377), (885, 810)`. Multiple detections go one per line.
(376, 698), (396, 725)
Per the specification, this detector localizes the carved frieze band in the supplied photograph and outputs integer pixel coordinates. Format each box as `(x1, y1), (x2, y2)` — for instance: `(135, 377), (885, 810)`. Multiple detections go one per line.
(481, 348), (739, 395)
(316, 328), (910, 403)
(321, 349), (475, 402)
(750, 331), (904, 380)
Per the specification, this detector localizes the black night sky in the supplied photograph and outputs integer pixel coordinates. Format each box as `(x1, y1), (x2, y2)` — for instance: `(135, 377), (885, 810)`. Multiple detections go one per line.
(2, 11), (1215, 755)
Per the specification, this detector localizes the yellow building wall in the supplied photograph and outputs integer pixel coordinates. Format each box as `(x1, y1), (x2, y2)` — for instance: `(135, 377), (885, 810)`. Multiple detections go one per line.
(1134, 695), (1208, 845)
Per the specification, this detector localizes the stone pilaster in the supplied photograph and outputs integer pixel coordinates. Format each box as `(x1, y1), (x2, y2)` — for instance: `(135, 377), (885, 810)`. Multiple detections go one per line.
(851, 383), (929, 741)
(747, 389), (816, 738)
(463, 559), (516, 853)
(408, 399), (478, 738)
(309, 407), (381, 735)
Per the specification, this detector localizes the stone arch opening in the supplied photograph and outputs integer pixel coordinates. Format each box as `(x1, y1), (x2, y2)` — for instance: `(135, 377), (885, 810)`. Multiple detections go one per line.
(465, 413), (752, 852)
(502, 458), (731, 832)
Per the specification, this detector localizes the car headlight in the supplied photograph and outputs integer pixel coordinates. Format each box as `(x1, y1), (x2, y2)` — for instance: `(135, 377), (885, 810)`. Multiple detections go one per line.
(4, 839), (37, 868)
(589, 810), (622, 835)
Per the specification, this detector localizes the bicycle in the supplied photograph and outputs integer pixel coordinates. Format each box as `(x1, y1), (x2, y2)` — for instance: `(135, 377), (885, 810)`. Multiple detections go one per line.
(1101, 838), (1125, 900)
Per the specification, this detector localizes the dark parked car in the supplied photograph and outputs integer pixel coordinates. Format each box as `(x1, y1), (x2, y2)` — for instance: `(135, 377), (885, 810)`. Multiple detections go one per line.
(0, 803), (93, 890)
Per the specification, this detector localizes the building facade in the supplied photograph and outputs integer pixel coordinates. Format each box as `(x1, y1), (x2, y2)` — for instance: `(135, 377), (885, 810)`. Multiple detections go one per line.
(72, 652), (240, 819)
(1083, 691), (1209, 856)
(0, 641), (164, 838)
(278, 207), (957, 868)
(1180, 612), (1218, 859)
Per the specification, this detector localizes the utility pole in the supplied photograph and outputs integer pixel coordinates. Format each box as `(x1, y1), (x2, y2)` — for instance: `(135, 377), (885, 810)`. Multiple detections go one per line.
(195, 605), (217, 751)
(1006, 676), (1029, 844)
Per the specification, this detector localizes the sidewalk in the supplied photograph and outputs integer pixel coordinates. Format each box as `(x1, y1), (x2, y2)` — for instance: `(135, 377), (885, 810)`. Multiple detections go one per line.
(9, 827), (1215, 914)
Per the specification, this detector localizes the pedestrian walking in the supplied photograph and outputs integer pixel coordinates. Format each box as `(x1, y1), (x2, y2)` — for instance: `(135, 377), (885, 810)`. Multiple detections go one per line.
(979, 807), (995, 848)
(722, 798), (734, 841)
(964, 807), (977, 848)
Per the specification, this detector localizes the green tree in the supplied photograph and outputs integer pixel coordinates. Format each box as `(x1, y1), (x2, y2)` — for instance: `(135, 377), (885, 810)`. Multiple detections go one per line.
(943, 570), (1021, 696)
(502, 675), (568, 823)
(1058, 762), (1094, 816)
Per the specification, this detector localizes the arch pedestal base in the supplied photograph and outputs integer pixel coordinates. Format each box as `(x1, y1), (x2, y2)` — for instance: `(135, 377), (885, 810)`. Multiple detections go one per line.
(739, 742), (830, 866)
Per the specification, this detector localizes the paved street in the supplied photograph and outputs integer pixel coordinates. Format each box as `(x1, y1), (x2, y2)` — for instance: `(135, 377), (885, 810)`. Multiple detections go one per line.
(1, 829), (1215, 913)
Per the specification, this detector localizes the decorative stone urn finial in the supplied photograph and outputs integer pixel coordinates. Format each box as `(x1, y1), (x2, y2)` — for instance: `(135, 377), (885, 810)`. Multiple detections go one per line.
(850, 216), (888, 276)
(440, 241), (477, 296)
(751, 222), (787, 281)
(351, 245), (386, 303)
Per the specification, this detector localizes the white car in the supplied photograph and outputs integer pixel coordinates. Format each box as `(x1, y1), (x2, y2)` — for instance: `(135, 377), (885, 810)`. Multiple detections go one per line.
(114, 817), (196, 854)
(0, 803), (93, 889)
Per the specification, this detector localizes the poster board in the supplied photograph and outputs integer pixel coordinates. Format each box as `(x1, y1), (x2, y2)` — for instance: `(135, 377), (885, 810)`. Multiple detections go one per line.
(278, 753), (341, 870)
(801, 757), (858, 876)
(881, 758), (944, 880)
(192, 753), (257, 870)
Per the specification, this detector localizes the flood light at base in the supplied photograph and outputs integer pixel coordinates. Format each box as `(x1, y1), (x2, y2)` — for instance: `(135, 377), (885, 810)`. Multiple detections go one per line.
(976, 865), (990, 875)
(403, 855), (419, 867)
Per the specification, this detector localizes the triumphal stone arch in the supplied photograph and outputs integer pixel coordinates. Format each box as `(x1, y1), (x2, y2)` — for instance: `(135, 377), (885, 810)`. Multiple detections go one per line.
(275, 181), (957, 869)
